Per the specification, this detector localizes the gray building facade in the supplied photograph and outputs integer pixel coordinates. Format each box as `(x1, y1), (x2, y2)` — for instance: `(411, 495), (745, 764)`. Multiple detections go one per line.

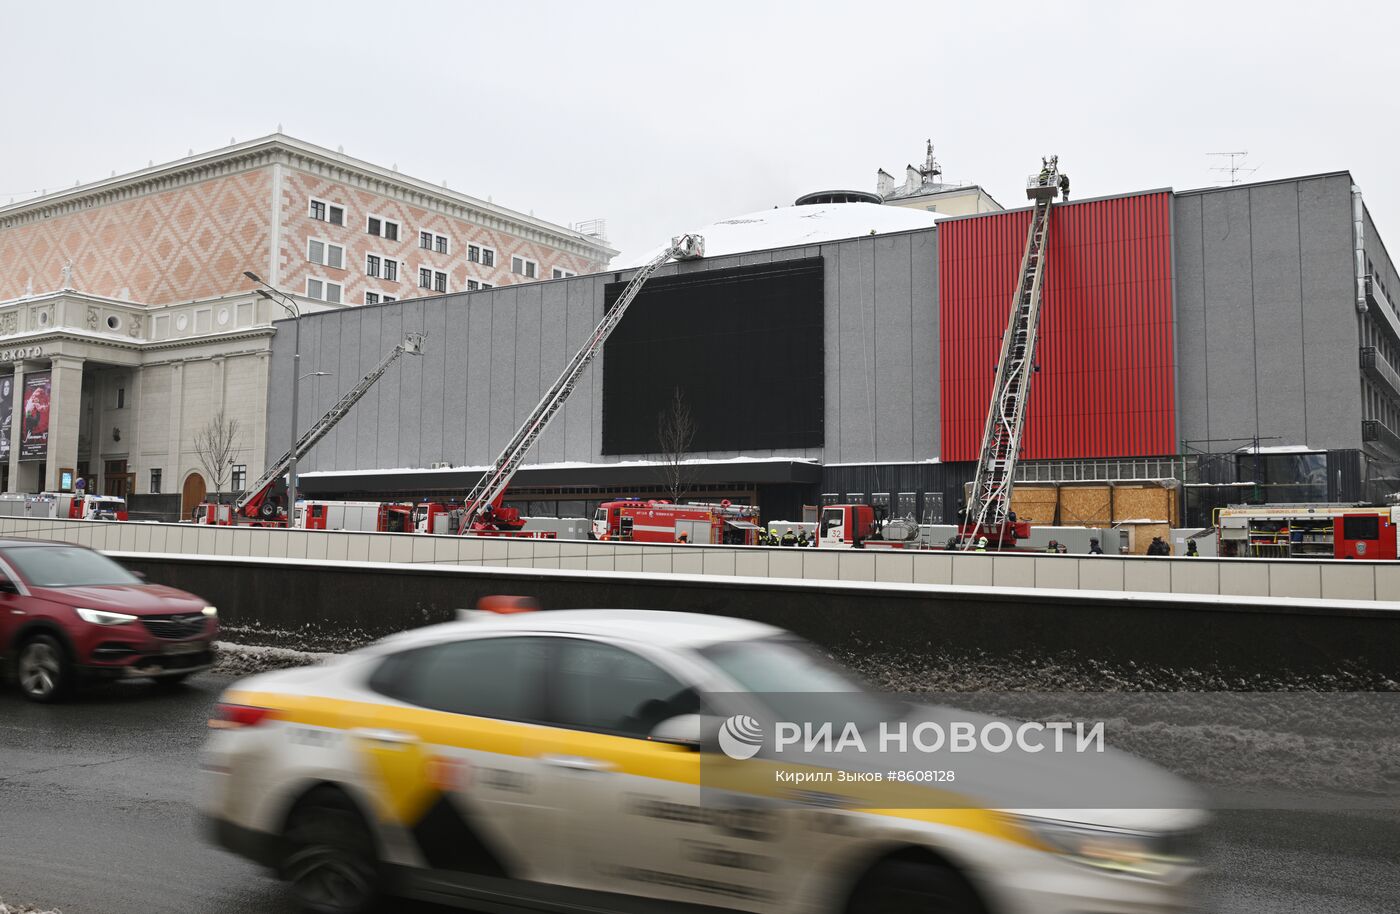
(267, 171), (1400, 521)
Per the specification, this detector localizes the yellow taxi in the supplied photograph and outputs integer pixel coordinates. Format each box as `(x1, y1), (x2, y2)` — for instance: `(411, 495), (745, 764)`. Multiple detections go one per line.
(201, 609), (1204, 914)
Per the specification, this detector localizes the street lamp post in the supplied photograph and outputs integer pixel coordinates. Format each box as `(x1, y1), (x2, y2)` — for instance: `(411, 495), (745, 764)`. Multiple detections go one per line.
(244, 272), (304, 522)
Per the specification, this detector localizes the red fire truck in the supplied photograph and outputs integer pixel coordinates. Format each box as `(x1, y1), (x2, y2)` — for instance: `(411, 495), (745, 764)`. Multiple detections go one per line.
(1216, 504), (1400, 560)
(42, 493), (129, 521)
(592, 499), (761, 545)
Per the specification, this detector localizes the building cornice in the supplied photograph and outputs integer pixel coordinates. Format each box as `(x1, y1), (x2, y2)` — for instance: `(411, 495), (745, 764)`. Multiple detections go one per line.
(0, 134), (618, 263)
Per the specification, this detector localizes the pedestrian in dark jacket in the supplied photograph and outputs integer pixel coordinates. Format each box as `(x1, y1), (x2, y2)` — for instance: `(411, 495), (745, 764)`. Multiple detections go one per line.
(781, 529), (798, 547)
(1088, 538), (1104, 555)
(1146, 536), (1170, 556)
(1186, 539), (1199, 557)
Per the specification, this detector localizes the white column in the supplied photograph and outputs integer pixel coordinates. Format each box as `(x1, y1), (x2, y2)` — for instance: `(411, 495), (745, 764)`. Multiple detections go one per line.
(46, 355), (85, 491)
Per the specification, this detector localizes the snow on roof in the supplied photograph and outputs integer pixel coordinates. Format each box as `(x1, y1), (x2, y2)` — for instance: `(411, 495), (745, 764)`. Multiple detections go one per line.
(619, 202), (942, 268)
(1232, 444), (1322, 454)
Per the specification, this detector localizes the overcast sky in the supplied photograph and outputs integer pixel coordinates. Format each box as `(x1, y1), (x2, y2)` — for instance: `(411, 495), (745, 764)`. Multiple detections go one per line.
(3, 1), (1398, 264)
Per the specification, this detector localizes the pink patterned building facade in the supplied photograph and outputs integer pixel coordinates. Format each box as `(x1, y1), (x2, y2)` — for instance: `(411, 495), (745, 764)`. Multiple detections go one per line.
(0, 136), (614, 512)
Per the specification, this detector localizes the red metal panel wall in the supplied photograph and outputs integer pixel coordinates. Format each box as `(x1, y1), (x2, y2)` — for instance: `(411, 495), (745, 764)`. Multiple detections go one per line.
(939, 192), (1175, 462)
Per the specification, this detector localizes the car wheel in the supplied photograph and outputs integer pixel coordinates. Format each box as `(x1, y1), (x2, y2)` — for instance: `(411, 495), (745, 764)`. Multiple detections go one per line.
(17, 634), (72, 703)
(847, 857), (986, 914)
(282, 790), (381, 914)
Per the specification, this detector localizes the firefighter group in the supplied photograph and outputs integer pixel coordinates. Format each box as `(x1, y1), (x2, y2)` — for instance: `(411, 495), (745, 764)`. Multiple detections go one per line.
(754, 527), (811, 547)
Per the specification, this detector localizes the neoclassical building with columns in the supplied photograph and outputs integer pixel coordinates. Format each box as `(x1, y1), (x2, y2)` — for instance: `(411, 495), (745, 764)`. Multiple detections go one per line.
(0, 134), (615, 518)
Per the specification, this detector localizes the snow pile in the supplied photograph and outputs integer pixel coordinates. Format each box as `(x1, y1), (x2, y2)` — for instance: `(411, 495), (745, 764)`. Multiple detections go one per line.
(214, 641), (336, 676)
(0, 901), (61, 914)
(619, 202), (941, 267)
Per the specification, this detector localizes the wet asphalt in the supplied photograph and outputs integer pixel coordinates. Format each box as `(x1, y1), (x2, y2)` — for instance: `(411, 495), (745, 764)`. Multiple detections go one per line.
(1, 673), (1398, 914)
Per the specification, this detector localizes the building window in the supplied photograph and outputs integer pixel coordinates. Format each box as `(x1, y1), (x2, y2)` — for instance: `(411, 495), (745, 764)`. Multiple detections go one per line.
(366, 292), (380, 306)
(366, 254), (381, 278)
(231, 464), (246, 492)
(467, 279), (479, 291)
(385, 259), (398, 282)
(468, 244), (480, 262)
(309, 198), (344, 225)
(419, 267), (432, 289)
(434, 270), (447, 293)
(420, 230), (433, 249)
(307, 238), (345, 269)
(434, 234), (448, 254)
(512, 256), (538, 278)
(481, 248), (495, 268)
(551, 267), (575, 280)
(115, 387), (126, 409)
(367, 215), (400, 241)
(306, 278), (342, 304)
(480, 282), (493, 290)
(149, 468), (161, 494)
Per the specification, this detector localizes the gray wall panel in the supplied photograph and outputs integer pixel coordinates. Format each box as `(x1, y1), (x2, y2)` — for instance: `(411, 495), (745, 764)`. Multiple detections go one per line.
(354, 307), (381, 470)
(1199, 187), (1259, 447)
(1299, 175), (1361, 448)
(535, 282), (569, 464)
(397, 299), (425, 468)
(442, 298), (470, 465)
(419, 299), (447, 466)
(1248, 183), (1308, 447)
(836, 239), (877, 462)
(513, 284), (544, 464)
(375, 306), (403, 468)
(488, 289), (518, 461)
(309, 312), (341, 466)
(912, 228), (938, 460)
(873, 234), (913, 461)
(465, 291), (494, 465)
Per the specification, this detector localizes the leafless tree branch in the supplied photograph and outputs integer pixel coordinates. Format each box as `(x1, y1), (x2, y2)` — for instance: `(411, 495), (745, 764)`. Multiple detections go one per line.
(193, 409), (240, 505)
(655, 387), (697, 504)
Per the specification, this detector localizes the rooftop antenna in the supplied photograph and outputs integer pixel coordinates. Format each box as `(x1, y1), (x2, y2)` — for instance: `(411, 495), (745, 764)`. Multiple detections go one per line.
(919, 138), (942, 184)
(1208, 151), (1259, 185)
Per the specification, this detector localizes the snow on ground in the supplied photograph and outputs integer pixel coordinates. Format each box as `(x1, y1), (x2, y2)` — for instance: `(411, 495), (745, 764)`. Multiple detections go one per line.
(618, 202), (942, 268)
(300, 454), (816, 478)
(213, 640), (336, 676)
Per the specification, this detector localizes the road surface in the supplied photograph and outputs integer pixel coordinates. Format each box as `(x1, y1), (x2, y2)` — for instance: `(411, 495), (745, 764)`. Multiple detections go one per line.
(1, 674), (1397, 913)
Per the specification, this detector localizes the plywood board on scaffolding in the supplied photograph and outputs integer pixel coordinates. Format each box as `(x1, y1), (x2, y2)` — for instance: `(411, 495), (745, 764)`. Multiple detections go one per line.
(1011, 485), (1059, 524)
(1059, 485), (1112, 526)
(1112, 484), (1172, 524)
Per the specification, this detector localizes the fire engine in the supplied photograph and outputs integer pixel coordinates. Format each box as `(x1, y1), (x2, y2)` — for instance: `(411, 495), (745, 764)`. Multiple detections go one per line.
(36, 492), (129, 521)
(1216, 504), (1399, 560)
(592, 499), (761, 544)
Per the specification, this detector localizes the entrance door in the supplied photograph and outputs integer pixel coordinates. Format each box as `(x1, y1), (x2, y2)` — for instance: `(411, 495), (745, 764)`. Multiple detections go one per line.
(182, 472), (207, 519)
(104, 460), (131, 497)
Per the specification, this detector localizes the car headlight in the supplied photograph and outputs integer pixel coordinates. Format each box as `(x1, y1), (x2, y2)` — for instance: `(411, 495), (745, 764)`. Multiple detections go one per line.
(75, 607), (139, 626)
(1010, 815), (1194, 878)
(202, 606), (218, 617)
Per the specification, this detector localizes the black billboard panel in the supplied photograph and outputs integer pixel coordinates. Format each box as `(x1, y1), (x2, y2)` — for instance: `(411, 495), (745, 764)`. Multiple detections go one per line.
(601, 258), (824, 455)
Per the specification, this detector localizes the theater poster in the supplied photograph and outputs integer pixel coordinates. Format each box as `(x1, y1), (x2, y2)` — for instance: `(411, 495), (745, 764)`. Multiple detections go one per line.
(19, 371), (51, 460)
(0, 374), (12, 460)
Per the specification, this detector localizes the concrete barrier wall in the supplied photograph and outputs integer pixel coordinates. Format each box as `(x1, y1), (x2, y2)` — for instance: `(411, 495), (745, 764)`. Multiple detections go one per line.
(4, 516), (1400, 604)
(113, 552), (1400, 679)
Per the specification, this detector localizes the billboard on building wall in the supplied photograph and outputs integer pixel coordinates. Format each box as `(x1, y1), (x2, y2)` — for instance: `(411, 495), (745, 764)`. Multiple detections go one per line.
(0, 374), (12, 460)
(19, 371), (51, 460)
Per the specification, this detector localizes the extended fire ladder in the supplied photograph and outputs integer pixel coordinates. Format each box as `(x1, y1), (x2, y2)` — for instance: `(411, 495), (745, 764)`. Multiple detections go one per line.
(961, 158), (1066, 549)
(459, 234), (705, 533)
(236, 333), (425, 518)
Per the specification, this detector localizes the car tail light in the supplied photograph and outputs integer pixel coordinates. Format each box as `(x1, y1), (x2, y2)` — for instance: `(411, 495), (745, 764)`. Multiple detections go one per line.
(209, 703), (278, 729)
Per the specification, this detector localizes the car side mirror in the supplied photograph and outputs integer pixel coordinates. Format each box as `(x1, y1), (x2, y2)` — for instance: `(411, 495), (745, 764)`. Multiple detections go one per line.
(648, 713), (703, 750)
(0, 578), (20, 594)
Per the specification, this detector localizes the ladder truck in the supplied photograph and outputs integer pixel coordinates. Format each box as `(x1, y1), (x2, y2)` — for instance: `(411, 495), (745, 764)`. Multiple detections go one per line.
(959, 157), (1068, 550)
(458, 234), (706, 535)
(194, 333), (425, 526)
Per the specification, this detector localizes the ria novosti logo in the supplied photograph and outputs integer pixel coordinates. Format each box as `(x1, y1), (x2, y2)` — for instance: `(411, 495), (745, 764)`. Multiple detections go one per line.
(718, 715), (764, 760)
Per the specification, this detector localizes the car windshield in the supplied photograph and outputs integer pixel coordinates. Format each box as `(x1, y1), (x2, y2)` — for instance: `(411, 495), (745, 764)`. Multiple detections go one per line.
(4, 545), (143, 587)
(698, 636), (905, 734)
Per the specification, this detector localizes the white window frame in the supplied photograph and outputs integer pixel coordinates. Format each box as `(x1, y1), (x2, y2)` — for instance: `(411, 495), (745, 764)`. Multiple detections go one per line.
(365, 291), (380, 306)
(466, 278), (480, 292)
(306, 276), (343, 304)
(382, 256), (399, 283)
(307, 237), (345, 270)
(309, 196), (345, 226)
(512, 256), (539, 279)
(419, 266), (433, 289)
(366, 213), (401, 241)
(551, 267), (576, 280)
(480, 245), (496, 268)
(365, 252), (382, 278)
(480, 282), (494, 290)
(419, 229), (434, 250)
(433, 232), (449, 255)
(433, 269), (448, 293)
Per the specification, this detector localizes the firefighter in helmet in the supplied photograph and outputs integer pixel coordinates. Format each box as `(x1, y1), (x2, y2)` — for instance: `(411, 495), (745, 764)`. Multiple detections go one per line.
(796, 528), (809, 548)
(781, 527), (798, 547)
(976, 535), (989, 552)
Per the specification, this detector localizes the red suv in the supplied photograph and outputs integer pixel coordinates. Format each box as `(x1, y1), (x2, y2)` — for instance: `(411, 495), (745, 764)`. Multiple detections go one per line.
(0, 539), (218, 702)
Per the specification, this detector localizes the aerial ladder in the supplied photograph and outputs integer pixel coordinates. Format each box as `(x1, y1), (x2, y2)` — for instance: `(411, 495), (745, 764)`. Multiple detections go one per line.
(196, 333), (425, 525)
(960, 157), (1068, 550)
(458, 234), (705, 535)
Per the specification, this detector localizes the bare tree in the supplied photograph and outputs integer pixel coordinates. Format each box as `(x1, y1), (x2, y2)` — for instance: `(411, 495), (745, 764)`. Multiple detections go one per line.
(194, 409), (240, 504)
(655, 387), (697, 504)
